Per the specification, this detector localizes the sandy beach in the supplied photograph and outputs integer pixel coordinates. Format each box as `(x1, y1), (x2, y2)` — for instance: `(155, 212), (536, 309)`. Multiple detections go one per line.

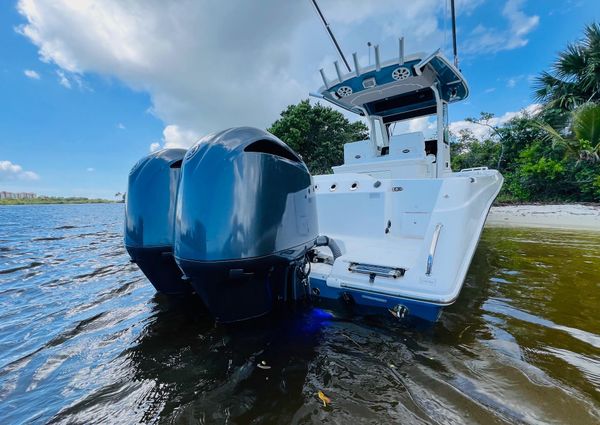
(487, 204), (600, 231)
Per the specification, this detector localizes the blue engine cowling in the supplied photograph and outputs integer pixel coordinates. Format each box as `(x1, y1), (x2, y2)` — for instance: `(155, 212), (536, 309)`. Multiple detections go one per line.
(124, 148), (192, 295)
(174, 127), (318, 323)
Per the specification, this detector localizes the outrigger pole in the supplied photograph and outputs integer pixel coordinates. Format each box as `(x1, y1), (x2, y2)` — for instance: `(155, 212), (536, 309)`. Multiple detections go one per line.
(310, 0), (352, 73)
(450, 0), (459, 68)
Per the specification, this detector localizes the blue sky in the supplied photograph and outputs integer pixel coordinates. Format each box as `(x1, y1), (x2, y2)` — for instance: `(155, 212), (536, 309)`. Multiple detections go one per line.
(1, 0), (599, 198)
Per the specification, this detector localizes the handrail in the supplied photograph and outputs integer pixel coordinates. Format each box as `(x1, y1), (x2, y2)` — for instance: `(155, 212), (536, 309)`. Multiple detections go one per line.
(460, 166), (488, 172)
(426, 223), (443, 276)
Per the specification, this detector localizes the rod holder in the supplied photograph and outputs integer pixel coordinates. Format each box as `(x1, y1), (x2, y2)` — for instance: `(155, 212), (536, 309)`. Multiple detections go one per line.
(352, 52), (361, 77)
(399, 37), (405, 65)
(319, 68), (330, 89)
(334, 61), (343, 82)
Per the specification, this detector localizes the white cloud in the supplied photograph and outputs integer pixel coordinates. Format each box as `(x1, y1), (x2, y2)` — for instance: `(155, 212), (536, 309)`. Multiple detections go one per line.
(408, 117), (433, 133)
(15, 0), (493, 142)
(463, 0), (539, 54)
(484, 87), (496, 93)
(16, 0), (311, 136)
(24, 69), (40, 79)
(86, 167), (95, 172)
(162, 125), (198, 148)
(149, 124), (199, 152)
(56, 69), (71, 88)
(0, 160), (40, 181)
(506, 74), (527, 88)
(56, 69), (88, 90)
(323, 0), (483, 26)
(450, 103), (542, 140)
(389, 116), (437, 139)
(117, 123), (125, 130)
(504, 0), (539, 42)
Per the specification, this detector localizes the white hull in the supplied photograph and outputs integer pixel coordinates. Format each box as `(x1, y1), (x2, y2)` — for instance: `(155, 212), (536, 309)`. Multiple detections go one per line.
(309, 46), (503, 321)
(309, 168), (503, 320)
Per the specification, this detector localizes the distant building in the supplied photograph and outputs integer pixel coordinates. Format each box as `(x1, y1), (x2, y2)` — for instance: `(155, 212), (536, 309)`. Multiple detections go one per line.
(0, 191), (37, 199)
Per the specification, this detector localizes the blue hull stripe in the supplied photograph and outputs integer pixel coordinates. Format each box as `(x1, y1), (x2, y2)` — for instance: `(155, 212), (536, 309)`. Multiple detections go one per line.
(309, 277), (443, 322)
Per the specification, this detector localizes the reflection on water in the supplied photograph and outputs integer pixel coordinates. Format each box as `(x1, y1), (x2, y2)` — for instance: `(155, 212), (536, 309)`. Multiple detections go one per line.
(0, 204), (598, 424)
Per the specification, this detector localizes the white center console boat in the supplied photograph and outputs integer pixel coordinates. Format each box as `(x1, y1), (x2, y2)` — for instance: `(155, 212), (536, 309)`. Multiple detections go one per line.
(307, 41), (503, 321)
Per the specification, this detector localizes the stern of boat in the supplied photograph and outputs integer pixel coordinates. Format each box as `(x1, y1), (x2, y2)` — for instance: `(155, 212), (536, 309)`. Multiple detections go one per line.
(309, 168), (503, 321)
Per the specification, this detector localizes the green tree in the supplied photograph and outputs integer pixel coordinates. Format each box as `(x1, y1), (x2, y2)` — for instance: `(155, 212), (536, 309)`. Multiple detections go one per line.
(496, 113), (548, 172)
(450, 128), (500, 171)
(450, 111), (600, 203)
(268, 100), (369, 174)
(456, 111), (545, 173)
(534, 23), (600, 112)
(537, 102), (600, 163)
(449, 22), (600, 203)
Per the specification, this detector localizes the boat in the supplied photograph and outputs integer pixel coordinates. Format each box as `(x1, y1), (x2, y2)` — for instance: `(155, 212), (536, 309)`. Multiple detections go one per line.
(306, 40), (503, 321)
(124, 2), (502, 323)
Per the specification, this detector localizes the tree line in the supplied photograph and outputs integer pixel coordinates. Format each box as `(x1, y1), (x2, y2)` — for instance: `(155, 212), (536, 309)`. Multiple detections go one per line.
(269, 22), (600, 203)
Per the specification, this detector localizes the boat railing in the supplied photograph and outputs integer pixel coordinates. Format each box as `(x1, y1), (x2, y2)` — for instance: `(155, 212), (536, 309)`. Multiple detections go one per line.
(459, 166), (489, 172)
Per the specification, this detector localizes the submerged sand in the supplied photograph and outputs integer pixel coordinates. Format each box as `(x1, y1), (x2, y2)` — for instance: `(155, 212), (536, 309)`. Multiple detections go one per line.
(487, 204), (600, 231)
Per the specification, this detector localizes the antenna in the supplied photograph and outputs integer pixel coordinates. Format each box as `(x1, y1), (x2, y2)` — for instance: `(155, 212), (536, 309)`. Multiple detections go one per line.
(310, 0), (352, 73)
(450, 0), (459, 68)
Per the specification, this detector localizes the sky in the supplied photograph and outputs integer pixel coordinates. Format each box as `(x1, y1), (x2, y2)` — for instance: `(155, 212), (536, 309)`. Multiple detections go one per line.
(1, 0), (599, 198)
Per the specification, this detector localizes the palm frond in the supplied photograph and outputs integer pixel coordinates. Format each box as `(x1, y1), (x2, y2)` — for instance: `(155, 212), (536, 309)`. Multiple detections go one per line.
(572, 103), (600, 147)
(582, 22), (600, 52)
(533, 71), (590, 110)
(554, 43), (586, 80)
(535, 121), (568, 147)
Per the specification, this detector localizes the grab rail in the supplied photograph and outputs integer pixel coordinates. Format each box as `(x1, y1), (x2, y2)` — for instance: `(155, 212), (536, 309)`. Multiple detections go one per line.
(459, 166), (488, 172)
(426, 223), (443, 276)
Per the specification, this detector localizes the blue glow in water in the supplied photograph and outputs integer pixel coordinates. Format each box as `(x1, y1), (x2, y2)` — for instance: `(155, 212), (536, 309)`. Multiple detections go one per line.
(298, 307), (334, 333)
(310, 307), (334, 320)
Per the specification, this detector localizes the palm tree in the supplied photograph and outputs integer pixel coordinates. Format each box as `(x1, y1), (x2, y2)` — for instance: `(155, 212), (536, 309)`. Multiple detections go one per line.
(537, 103), (600, 162)
(534, 23), (600, 111)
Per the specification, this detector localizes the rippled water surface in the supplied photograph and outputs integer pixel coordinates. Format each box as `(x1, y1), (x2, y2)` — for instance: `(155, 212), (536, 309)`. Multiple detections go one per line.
(0, 203), (599, 424)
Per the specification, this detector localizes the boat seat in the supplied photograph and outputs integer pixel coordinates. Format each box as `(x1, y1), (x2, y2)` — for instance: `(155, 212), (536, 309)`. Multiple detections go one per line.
(389, 132), (426, 160)
(334, 132), (435, 178)
(343, 140), (378, 164)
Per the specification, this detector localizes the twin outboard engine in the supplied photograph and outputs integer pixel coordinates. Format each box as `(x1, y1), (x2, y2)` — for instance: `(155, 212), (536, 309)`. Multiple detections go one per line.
(124, 149), (191, 295)
(125, 127), (319, 322)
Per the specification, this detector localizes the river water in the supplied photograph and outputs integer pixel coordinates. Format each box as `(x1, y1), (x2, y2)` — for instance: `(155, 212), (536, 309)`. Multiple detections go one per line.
(0, 203), (598, 424)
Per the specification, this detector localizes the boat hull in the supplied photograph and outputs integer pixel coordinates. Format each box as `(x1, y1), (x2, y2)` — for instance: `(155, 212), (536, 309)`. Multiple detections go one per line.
(308, 168), (503, 322)
(309, 277), (443, 321)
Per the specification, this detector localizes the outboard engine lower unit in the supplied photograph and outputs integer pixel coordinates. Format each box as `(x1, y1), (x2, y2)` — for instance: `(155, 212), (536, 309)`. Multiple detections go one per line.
(175, 127), (318, 322)
(125, 148), (191, 295)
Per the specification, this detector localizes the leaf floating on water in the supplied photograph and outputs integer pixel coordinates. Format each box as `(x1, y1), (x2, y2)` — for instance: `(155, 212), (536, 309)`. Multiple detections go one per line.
(318, 390), (331, 407)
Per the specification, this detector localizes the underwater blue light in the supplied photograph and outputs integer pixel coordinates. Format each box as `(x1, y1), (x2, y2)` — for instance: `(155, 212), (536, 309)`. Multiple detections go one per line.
(310, 308), (334, 320)
(297, 307), (335, 334)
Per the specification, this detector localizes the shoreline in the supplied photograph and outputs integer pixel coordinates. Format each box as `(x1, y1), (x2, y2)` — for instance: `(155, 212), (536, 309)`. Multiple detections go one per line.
(486, 204), (600, 231)
(2, 201), (598, 231)
(0, 201), (118, 206)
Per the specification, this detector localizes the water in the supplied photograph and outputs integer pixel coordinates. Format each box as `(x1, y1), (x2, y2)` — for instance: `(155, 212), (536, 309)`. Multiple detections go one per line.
(0, 203), (598, 424)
